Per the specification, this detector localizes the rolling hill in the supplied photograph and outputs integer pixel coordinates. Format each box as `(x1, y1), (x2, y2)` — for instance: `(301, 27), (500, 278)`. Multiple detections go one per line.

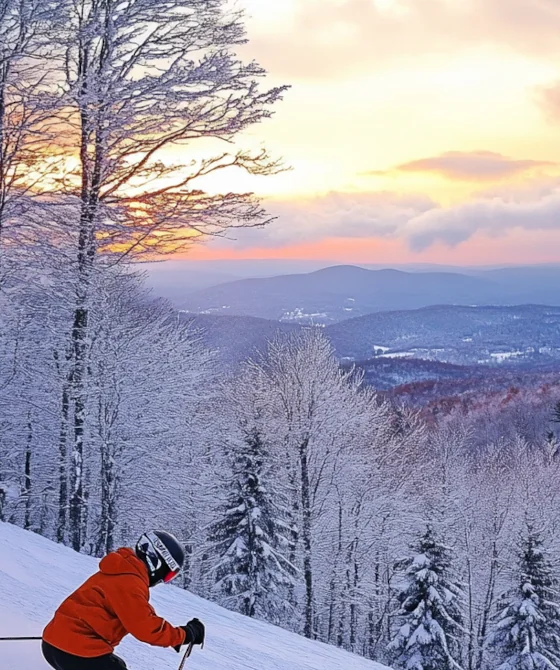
(179, 265), (502, 323)
(183, 313), (301, 365)
(326, 304), (560, 365)
(184, 305), (560, 394)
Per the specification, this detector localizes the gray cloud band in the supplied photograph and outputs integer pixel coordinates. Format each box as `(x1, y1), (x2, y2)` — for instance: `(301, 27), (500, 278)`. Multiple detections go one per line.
(208, 186), (560, 252)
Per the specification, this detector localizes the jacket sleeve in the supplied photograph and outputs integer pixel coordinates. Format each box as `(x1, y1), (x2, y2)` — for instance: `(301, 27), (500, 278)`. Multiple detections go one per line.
(107, 575), (186, 648)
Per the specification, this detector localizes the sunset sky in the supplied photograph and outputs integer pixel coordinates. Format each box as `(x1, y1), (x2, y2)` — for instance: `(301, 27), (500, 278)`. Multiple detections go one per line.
(190, 0), (560, 265)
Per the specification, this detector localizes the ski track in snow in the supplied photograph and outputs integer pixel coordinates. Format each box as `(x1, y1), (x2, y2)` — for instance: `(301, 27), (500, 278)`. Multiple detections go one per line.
(0, 522), (391, 670)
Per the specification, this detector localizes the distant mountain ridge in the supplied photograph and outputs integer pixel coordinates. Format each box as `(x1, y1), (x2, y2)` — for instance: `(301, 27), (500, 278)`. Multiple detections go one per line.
(177, 264), (560, 324)
(179, 265), (503, 323)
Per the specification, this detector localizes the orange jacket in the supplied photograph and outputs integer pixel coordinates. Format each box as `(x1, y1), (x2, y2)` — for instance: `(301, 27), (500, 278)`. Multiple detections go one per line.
(42, 547), (186, 657)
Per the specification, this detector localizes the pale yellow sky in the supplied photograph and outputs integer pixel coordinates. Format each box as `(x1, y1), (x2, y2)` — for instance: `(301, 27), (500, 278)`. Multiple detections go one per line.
(190, 0), (560, 262)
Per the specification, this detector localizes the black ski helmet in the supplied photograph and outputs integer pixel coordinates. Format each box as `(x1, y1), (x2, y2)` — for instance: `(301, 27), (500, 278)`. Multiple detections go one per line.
(135, 530), (185, 587)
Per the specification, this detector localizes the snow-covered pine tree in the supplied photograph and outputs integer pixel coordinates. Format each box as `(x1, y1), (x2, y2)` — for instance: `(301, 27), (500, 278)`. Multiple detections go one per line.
(389, 524), (465, 670)
(208, 425), (296, 624)
(489, 526), (560, 670)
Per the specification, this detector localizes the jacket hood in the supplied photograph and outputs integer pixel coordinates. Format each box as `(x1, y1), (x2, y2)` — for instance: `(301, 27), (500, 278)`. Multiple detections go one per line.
(99, 547), (148, 584)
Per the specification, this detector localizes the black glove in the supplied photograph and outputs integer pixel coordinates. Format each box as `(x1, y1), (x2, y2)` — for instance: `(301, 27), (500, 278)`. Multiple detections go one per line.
(174, 618), (205, 652)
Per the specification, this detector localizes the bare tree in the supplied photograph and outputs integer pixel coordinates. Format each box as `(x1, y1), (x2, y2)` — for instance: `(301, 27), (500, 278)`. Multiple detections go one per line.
(52, 0), (287, 550)
(88, 272), (212, 555)
(248, 329), (368, 638)
(0, 0), (63, 282)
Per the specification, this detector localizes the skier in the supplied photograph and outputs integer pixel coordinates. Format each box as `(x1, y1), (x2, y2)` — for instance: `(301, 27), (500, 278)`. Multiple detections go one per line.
(41, 530), (205, 669)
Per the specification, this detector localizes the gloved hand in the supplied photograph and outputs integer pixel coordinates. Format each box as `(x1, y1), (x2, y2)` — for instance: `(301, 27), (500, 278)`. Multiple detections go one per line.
(184, 618), (205, 646)
(174, 618), (205, 652)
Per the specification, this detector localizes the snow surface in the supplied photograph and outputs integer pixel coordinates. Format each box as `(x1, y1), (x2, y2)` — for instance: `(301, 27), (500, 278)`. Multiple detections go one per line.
(0, 522), (391, 670)
(378, 351), (416, 359)
(489, 351), (524, 362)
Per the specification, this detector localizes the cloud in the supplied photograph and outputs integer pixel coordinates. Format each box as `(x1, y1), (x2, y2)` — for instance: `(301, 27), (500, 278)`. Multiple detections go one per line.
(473, 0), (560, 58)
(537, 81), (560, 123)
(243, 0), (560, 80)
(211, 192), (435, 249)
(210, 185), (560, 254)
(405, 187), (560, 250)
(390, 151), (555, 181)
(244, 0), (466, 79)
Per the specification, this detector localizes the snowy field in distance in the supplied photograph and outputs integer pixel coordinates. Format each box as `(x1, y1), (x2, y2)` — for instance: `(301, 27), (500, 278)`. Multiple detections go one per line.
(0, 522), (391, 670)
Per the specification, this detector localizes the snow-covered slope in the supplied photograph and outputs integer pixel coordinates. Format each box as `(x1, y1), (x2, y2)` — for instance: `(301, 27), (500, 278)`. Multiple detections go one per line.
(0, 523), (391, 670)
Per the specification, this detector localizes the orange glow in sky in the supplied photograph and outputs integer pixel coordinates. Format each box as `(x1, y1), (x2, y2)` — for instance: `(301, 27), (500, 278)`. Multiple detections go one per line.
(188, 0), (560, 264)
(187, 230), (560, 265)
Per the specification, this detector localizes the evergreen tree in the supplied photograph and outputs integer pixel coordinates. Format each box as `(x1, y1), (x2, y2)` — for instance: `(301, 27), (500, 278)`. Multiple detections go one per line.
(489, 527), (560, 670)
(389, 525), (465, 670)
(208, 426), (296, 623)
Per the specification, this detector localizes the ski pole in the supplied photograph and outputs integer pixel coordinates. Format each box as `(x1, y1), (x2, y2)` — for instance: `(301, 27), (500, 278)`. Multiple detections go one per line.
(178, 641), (194, 670)
(0, 637), (42, 641)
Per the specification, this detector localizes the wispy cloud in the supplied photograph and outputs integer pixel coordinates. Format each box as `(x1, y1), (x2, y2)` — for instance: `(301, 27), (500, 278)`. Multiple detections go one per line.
(378, 151), (555, 181)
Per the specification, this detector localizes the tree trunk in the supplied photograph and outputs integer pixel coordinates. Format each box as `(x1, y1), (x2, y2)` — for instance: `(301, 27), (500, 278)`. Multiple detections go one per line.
(81, 464), (92, 554)
(327, 502), (343, 643)
(366, 600), (380, 660)
(476, 540), (499, 670)
(182, 542), (192, 590)
(23, 420), (32, 530)
(68, 23), (106, 550)
(0, 72), (7, 259)
(299, 436), (314, 638)
(337, 586), (346, 648)
(68, 175), (100, 553)
(0, 486), (5, 522)
(97, 431), (120, 556)
(350, 553), (359, 651)
(69, 294), (88, 551)
(57, 383), (69, 543)
(465, 529), (475, 670)
(98, 441), (109, 556)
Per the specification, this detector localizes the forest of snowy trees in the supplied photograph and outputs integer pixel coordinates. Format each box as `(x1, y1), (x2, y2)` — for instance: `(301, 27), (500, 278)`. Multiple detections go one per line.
(2, 2), (560, 670)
